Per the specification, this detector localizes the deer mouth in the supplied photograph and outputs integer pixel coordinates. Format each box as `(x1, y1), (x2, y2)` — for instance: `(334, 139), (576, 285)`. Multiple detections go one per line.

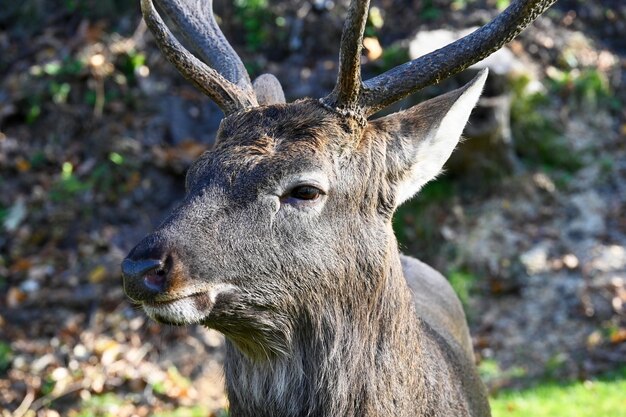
(142, 284), (237, 326)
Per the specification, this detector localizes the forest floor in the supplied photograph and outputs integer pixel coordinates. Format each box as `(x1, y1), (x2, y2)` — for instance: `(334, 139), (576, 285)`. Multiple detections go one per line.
(1, 0), (625, 416)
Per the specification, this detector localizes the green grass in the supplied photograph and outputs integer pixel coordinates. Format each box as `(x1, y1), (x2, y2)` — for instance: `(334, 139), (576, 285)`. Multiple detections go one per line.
(0, 342), (12, 373)
(67, 367), (625, 417)
(447, 270), (478, 309)
(491, 367), (626, 417)
(74, 394), (215, 417)
(153, 406), (212, 417)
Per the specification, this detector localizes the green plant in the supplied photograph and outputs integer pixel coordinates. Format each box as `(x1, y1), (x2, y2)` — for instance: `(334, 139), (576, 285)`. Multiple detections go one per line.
(364, 6), (384, 37)
(479, 359), (526, 387)
(451, 0), (466, 10)
(548, 68), (613, 110)
(447, 269), (478, 308)
(50, 81), (72, 104)
(30, 151), (47, 169)
(510, 75), (582, 173)
(40, 377), (56, 396)
(373, 45), (410, 74)
(49, 162), (91, 202)
(0, 342), (12, 373)
(233, 0), (272, 52)
(49, 154), (135, 204)
(153, 406), (211, 417)
(120, 50), (146, 81)
(76, 393), (125, 417)
(495, 0), (511, 10)
(25, 97), (43, 124)
(420, 0), (442, 21)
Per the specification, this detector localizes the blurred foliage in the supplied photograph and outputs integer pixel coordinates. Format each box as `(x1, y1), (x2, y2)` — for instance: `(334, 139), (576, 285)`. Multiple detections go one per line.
(233, 0), (274, 52)
(153, 406), (215, 417)
(364, 5), (385, 37)
(448, 269), (478, 309)
(0, 0), (137, 35)
(420, 0), (443, 21)
(74, 393), (126, 417)
(495, 0), (511, 11)
(17, 45), (146, 126)
(0, 342), (13, 374)
(547, 68), (616, 111)
(49, 154), (138, 205)
(371, 44), (410, 75)
(479, 359), (526, 387)
(510, 75), (582, 174)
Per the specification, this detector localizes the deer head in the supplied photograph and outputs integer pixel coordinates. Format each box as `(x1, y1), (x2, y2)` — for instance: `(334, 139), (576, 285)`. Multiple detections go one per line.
(122, 0), (555, 360)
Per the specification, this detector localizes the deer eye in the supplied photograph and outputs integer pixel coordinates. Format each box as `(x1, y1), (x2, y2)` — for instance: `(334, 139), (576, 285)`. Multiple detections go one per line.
(280, 184), (326, 207)
(290, 185), (323, 201)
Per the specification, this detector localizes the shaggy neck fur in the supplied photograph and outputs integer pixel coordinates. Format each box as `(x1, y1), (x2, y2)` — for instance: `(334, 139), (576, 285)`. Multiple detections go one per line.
(221, 237), (450, 417)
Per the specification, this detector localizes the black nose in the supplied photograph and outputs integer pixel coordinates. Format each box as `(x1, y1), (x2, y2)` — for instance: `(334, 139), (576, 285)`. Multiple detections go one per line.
(122, 236), (171, 302)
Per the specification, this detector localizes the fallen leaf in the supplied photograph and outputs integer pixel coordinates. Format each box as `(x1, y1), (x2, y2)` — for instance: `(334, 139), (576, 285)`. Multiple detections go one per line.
(4, 198), (27, 232)
(610, 328), (626, 344)
(88, 265), (107, 283)
(6, 287), (27, 307)
(15, 158), (31, 172)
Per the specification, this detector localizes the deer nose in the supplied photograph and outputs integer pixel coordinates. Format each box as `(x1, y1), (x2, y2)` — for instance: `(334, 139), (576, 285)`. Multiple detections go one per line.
(122, 238), (171, 302)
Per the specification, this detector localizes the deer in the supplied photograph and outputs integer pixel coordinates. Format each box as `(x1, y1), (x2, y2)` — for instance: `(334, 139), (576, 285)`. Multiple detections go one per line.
(121, 0), (555, 415)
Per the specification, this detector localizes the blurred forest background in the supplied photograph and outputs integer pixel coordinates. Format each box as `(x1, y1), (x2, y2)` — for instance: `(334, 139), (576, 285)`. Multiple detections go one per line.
(1, 0), (625, 416)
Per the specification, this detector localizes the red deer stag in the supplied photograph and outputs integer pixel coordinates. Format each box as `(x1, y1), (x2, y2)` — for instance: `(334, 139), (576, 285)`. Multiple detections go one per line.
(122, 0), (556, 415)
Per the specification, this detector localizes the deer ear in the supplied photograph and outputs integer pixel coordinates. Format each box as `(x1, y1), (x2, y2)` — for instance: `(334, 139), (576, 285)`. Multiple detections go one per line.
(253, 74), (286, 105)
(370, 69), (488, 207)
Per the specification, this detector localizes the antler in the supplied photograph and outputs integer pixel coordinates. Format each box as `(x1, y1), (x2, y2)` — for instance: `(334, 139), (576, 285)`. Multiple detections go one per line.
(324, 0), (371, 113)
(141, 0), (258, 114)
(156, 0), (254, 92)
(322, 0), (557, 117)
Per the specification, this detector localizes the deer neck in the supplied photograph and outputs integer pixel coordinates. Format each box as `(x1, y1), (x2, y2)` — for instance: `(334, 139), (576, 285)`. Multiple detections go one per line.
(223, 242), (427, 417)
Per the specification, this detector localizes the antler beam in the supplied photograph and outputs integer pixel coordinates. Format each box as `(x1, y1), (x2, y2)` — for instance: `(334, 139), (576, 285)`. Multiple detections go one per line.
(321, 0), (556, 118)
(141, 0), (258, 114)
(324, 0), (371, 112)
(155, 0), (254, 93)
(359, 0), (556, 115)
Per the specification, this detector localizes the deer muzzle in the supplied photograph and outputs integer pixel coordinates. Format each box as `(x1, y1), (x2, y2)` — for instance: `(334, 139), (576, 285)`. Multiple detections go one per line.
(121, 235), (173, 303)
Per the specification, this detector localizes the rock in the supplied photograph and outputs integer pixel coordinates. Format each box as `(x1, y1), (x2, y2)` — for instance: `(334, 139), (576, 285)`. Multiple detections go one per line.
(588, 245), (626, 274)
(160, 94), (223, 146)
(566, 191), (607, 239)
(3, 198), (26, 232)
(520, 243), (551, 275)
(457, 206), (526, 292)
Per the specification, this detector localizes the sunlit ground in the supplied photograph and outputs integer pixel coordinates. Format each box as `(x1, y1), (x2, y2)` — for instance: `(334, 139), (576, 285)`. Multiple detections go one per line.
(71, 368), (626, 417)
(490, 367), (626, 417)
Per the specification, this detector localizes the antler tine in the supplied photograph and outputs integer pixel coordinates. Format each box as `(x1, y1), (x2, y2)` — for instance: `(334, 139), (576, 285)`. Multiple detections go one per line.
(141, 0), (258, 115)
(322, 0), (371, 113)
(155, 0), (254, 94)
(359, 0), (556, 116)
